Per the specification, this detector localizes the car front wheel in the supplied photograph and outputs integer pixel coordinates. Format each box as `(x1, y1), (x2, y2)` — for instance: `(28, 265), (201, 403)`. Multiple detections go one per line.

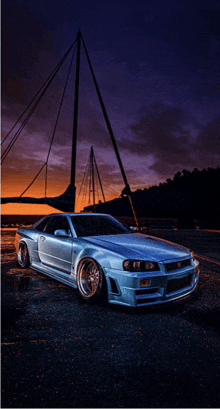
(17, 242), (30, 268)
(77, 258), (106, 302)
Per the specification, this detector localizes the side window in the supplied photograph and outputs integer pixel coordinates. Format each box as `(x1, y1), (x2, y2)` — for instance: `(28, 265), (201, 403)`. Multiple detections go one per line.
(44, 216), (71, 236)
(34, 217), (51, 232)
(57, 217), (72, 236)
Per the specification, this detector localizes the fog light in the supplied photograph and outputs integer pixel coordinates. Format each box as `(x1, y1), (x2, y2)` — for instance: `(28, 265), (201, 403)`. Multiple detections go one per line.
(140, 279), (150, 287)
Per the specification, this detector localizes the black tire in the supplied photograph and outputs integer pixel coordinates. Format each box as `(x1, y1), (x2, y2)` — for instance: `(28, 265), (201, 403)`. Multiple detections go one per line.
(77, 258), (106, 303)
(17, 242), (30, 268)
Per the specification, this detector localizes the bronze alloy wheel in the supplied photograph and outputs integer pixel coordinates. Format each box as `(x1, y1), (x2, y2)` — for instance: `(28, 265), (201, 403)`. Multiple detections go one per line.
(77, 258), (105, 301)
(17, 242), (30, 268)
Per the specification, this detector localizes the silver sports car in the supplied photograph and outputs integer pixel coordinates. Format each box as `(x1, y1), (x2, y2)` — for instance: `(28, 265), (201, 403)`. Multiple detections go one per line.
(15, 213), (200, 307)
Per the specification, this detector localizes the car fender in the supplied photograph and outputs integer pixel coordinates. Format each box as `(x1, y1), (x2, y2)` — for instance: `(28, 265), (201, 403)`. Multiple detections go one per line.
(74, 246), (124, 274)
(74, 247), (123, 298)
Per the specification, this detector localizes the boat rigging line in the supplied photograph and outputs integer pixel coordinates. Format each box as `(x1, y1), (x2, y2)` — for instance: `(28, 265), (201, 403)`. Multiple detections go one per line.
(1, 39), (77, 162)
(77, 146), (106, 209)
(18, 44), (76, 199)
(1, 29), (139, 226)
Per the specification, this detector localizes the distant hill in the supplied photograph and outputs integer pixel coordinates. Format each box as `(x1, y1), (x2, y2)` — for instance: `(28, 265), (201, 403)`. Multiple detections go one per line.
(2, 167), (219, 229)
(84, 167), (220, 228)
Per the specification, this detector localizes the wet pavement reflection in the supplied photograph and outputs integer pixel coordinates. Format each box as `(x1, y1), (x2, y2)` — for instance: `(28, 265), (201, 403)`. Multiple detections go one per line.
(1, 228), (220, 408)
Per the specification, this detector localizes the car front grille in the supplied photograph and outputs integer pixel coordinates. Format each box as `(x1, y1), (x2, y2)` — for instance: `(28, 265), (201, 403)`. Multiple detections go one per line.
(165, 258), (191, 272)
(166, 274), (192, 294)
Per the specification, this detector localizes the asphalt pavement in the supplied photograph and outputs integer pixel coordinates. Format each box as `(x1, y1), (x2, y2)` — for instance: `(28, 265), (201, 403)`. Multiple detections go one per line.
(1, 229), (220, 408)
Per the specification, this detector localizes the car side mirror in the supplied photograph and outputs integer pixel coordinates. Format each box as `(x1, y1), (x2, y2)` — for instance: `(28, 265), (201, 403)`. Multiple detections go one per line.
(54, 229), (69, 237)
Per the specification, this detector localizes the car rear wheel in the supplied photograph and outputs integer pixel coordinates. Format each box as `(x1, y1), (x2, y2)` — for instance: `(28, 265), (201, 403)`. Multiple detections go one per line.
(17, 242), (30, 268)
(77, 258), (106, 302)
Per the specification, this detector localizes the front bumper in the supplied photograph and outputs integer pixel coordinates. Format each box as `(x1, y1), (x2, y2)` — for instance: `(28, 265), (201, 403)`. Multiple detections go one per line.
(104, 259), (200, 307)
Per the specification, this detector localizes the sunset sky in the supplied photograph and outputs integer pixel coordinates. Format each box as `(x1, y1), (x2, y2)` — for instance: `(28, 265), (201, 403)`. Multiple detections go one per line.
(2, 0), (220, 214)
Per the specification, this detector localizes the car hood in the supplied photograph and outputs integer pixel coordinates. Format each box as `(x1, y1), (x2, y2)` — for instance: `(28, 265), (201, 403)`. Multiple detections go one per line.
(83, 233), (191, 261)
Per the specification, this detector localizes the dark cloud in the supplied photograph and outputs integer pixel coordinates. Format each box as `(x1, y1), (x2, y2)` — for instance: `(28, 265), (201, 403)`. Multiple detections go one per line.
(128, 102), (220, 175)
(129, 102), (191, 155)
(2, 1), (55, 104)
(167, 1), (220, 98)
(2, 0), (220, 211)
(196, 116), (220, 155)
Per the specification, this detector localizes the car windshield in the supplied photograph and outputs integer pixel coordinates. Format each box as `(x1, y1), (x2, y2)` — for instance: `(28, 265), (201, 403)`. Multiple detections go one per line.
(71, 215), (129, 237)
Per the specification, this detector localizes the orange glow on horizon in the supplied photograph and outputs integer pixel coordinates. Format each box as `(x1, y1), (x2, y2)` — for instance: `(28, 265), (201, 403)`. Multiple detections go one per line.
(1, 168), (124, 215)
(1, 193), (119, 215)
(1, 203), (63, 215)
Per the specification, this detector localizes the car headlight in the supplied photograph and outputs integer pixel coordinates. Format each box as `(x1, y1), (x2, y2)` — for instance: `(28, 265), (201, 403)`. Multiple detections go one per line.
(123, 260), (159, 272)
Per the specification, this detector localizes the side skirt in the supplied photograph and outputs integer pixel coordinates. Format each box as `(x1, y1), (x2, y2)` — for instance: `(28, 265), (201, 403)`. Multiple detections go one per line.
(31, 262), (78, 289)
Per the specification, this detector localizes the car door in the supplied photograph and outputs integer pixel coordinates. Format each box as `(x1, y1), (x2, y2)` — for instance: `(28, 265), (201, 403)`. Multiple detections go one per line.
(38, 215), (73, 274)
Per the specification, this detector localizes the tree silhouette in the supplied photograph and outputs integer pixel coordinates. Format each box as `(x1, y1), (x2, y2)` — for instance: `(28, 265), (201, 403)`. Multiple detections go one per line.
(84, 167), (220, 228)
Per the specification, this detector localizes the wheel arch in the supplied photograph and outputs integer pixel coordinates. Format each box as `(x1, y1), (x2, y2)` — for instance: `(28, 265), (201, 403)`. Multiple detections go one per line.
(75, 248), (124, 302)
(76, 256), (108, 302)
(75, 247), (112, 272)
(17, 240), (30, 268)
(75, 246), (124, 273)
(16, 230), (39, 264)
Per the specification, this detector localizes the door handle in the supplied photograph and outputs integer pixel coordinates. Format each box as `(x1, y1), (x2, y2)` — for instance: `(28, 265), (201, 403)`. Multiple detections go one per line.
(40, 236), (46, 242)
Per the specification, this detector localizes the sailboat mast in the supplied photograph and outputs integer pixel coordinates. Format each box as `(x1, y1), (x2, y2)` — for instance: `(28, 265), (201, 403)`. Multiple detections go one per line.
(93, 149), (106, 203)
(91, 147), (96, 205)
(70, 29), (81, 209)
